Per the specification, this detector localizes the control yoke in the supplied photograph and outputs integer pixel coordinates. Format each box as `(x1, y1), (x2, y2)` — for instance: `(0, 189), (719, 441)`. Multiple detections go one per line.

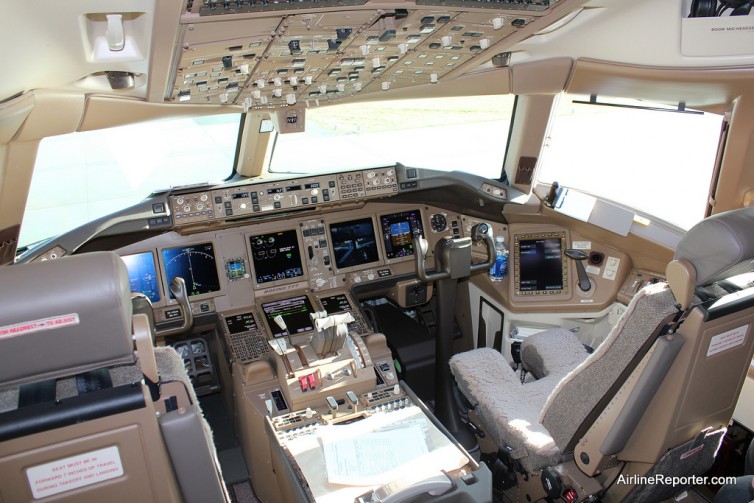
(155, 277), (194, 338)
(413, 222), (496, 282)
(412, 222), (495, 449)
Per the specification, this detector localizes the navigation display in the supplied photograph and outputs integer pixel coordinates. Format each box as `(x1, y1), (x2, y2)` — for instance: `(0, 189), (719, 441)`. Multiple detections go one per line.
(225, 312), (258, 335)
(320, 294), (353, 314)
(261, 295), (315, 338)
(122, 252), (160, 303)
(161, 243), (221, 298)
(249, 230), (304, 284)
(329, 218), (379, 270)
(380, 209), (424, 260)
(518, 237), (565, 292)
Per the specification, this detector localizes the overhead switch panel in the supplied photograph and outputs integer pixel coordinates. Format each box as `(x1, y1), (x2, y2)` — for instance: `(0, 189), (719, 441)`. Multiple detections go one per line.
(171, 2), (565, 107)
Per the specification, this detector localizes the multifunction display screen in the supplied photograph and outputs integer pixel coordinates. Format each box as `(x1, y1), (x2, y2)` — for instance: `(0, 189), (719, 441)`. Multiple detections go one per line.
(320, 294), (353, 315)
(122, 252), (160, 303)
(329, 218), (379, 270)
(225, 312), (258, 334)
(518, 237), (565, 292)
(380, 209), (424, 260)
(249, 230), (304, 284)
(161, 243), (221, 298)
(261, 295), (315, 338)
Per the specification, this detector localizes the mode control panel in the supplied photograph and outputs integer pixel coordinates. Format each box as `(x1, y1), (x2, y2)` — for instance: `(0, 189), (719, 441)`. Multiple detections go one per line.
(171, 167), (403, 226)
(213, 175), (341, 219)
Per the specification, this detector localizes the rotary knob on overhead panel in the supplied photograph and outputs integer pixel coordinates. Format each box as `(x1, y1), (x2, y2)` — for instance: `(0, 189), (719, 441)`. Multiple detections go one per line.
(311, 188), (319, 196)
(184, 205), (191, 212)
(176, 197), (185, 205)
(200, 194), (208, 202)
(274, 194), (281, 201)
(367, 171), (376, 179)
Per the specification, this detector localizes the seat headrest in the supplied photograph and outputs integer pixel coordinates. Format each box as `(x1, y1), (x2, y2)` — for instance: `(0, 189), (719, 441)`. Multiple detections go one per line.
(673, 207), (754, 287)
(0, 251), (135, 387)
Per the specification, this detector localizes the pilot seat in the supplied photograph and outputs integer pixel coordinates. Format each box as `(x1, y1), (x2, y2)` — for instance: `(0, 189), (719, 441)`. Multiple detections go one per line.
(450, 207), (754, 501)
(0, 251), (227, 503)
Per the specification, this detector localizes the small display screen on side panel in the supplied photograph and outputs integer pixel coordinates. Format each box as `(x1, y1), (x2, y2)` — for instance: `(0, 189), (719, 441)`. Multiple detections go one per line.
(519, 237), (564, 292)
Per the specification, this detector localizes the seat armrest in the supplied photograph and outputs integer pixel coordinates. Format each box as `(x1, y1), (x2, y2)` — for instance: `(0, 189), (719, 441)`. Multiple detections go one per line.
(521, 329), (589, 379)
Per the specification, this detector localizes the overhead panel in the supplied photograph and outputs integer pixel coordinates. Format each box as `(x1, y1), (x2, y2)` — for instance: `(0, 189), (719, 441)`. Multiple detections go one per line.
(246, 11), (380, 107)
(170, 1), (559, 108)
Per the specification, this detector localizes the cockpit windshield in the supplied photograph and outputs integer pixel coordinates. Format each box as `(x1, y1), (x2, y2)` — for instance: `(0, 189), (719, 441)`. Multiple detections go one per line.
(269, 95), (515, 177)
(19, 114), (242, 248)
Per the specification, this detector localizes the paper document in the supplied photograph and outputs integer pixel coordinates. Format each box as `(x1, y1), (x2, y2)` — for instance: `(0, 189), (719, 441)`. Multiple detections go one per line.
(281, 406), (470, 502)
(323, 424), (428, 485)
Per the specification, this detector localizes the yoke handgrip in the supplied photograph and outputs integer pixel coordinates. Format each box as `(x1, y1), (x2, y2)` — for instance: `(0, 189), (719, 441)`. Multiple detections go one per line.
(413, 222), (495, 282)
(469, 222), (496, 273)
(155, 277), (194, 338)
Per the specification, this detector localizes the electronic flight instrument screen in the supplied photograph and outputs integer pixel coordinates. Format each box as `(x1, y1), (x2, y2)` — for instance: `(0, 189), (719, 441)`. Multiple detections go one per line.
(225, 312), (258, 334)
(380, 209), (424, 259)
(320, 293), (353, 314)
(161, 243), (221, 298)
(249, 230), (304, 284)
(329, 218), (380, 269)
(261, 295), (315, 338)
(518, 237), (565, 292)
(121, 252), (160, 303)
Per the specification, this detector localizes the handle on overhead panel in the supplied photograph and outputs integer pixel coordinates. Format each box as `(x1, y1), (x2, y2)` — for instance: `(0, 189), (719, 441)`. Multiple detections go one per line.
(155, 277), (194, 338)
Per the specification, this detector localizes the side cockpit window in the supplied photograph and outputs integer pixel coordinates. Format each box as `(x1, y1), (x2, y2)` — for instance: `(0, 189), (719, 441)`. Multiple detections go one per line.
(538, 94), (724, 230)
